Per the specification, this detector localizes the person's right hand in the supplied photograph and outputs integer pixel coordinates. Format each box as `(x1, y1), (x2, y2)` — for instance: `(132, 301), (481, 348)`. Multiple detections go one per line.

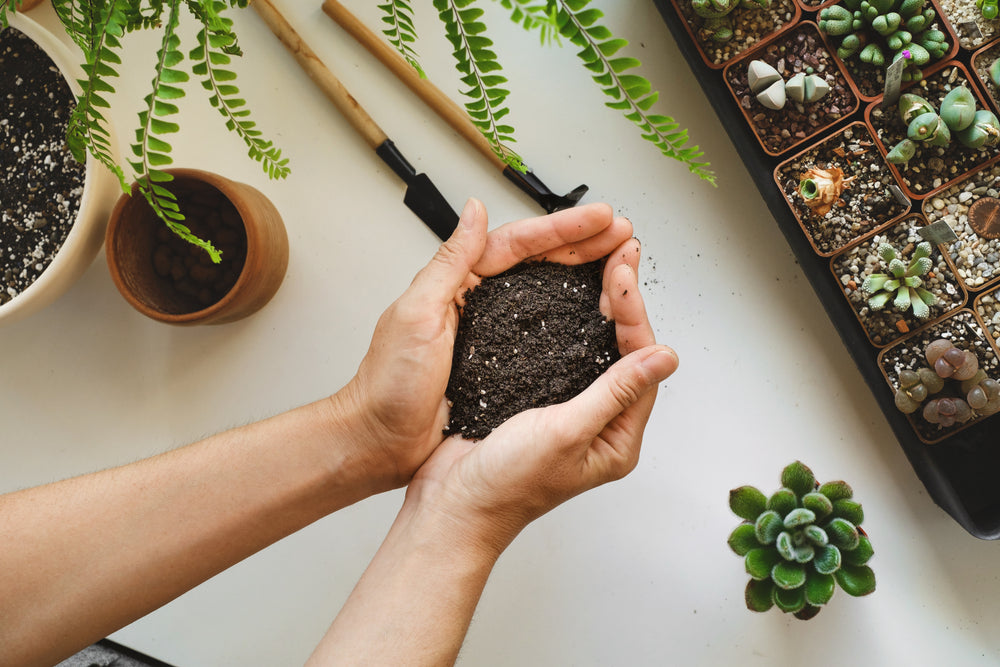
(398, 237), (678, 556)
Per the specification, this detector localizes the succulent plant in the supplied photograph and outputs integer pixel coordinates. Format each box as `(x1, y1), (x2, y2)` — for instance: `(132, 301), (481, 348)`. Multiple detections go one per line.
(893, 338), (1000, 427)
(692, 0), (770, 43)
(728, 461), (875, 620)
(886, 88), (1000, 165)
(861, 241), (937, 318)
(978, 0), (999, 20)
(798, 166), (855, 216)
(818, 0), (949, 82)
(746, 60), (830, 110)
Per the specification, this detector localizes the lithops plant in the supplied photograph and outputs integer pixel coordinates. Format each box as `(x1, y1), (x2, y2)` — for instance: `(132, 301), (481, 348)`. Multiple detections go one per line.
(861, 241), (937, 319)
(978, 0), (999, 20)
(886, 88), (1000, 165)
(728, 461), (875, 620)
(692, 0), (770, 43)
(892, 338), (1000, 427)
(746, 60), (830, 110)
(818, 0), (949, 82)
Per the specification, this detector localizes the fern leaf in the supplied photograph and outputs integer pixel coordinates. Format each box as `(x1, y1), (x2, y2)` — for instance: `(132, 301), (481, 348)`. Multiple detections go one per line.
(378, 0), (425, 77)
(435, 0), (525, 172)
(550, 0), (714, 183)
(189, 0), (290, 183)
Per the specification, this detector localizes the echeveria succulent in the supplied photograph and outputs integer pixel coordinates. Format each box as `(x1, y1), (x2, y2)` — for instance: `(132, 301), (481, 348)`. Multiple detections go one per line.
(728, 461), (875, 620)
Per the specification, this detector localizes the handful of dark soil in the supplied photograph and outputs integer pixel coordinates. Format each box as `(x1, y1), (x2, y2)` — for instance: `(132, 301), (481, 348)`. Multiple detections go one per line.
(445, 259), (620, 439)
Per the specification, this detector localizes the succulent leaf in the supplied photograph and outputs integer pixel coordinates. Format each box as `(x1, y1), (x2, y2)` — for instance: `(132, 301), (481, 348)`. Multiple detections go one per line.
(804, 524), (829, 547)
(832, 499), (865, 525)
(766, 488), (798, 517)
(776, 531), (796, 561)
(745, 578), (775, 612)
(771, 561), (807, 590)
(783, 507), (817, 529)
(819, 480), (853, 502)
(826, 517), (861, 550)
(746, 547), (783, 580)
(835, 564), (877, 597)
(730, 485), (767, 520)
(772, 585), (807, 613)
(804, 572), (836, 606)
(939, 86), (977, 131)
(814, 544), (843, 575)
(842, 533), (875, 566)
(802, 491), (834, 519)
(728, 523), (761, 555)
(780, 461), (816, 497)
(755, 510), (783, 544)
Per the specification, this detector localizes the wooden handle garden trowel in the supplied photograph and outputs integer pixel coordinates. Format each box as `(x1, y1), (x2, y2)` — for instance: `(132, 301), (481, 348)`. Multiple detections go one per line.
(252, 0), (458, 241)
(321, 0), (589, 214)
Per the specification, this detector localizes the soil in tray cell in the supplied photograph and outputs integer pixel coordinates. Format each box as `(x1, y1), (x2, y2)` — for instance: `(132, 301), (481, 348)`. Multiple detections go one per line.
(975, 286), (1000, 345)
(726, 26), (855, 155)
(923, 162), (1000, 292)
(676, 0), (798, 67)
(777, 124), (909, 255)
(939, 0), (998, 50)
(832, 216), (965, 346)
(973, 41), (1000, 111)
(869, 65), (1000, 198)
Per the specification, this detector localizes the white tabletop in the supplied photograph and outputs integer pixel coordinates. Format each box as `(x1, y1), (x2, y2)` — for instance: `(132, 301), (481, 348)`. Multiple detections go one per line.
(4, 1), (1000, 665)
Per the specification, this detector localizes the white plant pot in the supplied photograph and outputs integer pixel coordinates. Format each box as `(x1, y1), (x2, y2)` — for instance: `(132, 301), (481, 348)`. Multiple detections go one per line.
(0, 12), (119, 325)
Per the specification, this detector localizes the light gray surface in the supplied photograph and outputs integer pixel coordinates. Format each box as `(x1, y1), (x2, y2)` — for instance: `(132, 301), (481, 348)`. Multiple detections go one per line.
(3, 1), (1000, 665)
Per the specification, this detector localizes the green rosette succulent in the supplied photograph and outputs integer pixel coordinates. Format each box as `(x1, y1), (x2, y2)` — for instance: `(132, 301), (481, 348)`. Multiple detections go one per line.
(861, 241), (937, 319)
(728, 461), (875, 620)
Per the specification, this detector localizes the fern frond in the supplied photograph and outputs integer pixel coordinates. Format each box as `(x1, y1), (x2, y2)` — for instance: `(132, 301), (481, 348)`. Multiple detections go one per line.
(1, 0), (14, 29)
(550, 0), (714, 183)
(64, 0), (129, 192)
(434, 0), (525, 172)
(497, 0), (560, 45)
(378, 0), (425, 77)
(129, 0), (222, 262)
(190, 0), (289, 181)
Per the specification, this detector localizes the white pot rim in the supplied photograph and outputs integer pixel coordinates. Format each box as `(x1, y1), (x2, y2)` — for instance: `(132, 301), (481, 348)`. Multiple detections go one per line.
(0, 12), (119, 325)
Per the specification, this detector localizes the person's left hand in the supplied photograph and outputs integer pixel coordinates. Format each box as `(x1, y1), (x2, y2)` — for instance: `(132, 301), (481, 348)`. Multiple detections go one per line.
(334, 199), (634, 490)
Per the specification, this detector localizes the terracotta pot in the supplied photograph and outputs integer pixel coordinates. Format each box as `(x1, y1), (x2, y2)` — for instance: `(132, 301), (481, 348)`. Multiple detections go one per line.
(723, 22), (859, 157)
(0, 13), (120, 327)
(106, 169), (289, 325)
(865, 62), (1000, 200)
(829, 214), (968, 348)
(969, 38), (1000, 117)
(668, 0), (801, 70)
(973, 286), (1000, 358)
(773, 121), (911, 256)
(824, 0), (960, 103)
(877, 309), (1000, 444)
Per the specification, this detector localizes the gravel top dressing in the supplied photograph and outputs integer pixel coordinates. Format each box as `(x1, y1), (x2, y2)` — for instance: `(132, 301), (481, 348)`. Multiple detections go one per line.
(678, 0), (797, 67)
(445, 260), (620, 440)
(0, 27), (85, 306)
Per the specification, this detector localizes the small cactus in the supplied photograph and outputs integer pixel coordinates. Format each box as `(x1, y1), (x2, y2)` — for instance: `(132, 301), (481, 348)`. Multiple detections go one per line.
(861, 241), (937, 319)
(728, 461), (875, 620)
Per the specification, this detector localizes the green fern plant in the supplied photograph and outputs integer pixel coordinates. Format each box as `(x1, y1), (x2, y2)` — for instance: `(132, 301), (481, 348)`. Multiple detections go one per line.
(390, 0), (714, 183)
(1, 0), (288, 262)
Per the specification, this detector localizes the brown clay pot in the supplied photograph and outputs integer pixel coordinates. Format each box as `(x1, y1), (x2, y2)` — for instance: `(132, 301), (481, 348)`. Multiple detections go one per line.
(969, 39), (1000, 117)
(866, 62), (1000, 200)
(973, 286), (1000, 359)
(828, 213), (968, 348)
(877, 308), (1000, 444)
(668, 0), (801, 70)
(723, 22), (859, 157)
(106, 169), (289, 325)
(773, 121), (911, 257)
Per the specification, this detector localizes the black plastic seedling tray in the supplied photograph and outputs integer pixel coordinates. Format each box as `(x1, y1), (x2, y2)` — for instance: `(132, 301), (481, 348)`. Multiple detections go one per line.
(654, 0), (1000, 539)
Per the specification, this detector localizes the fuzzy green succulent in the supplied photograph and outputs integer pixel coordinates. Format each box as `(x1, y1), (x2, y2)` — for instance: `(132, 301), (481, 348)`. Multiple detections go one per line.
(861, 241), (937, 319)
(691, 0), (770, 43)
(728, 461), (875, 620)
(818, 0), (949, 82)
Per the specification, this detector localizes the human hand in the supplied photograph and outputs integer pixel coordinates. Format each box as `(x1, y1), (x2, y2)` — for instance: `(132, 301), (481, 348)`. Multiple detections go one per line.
(334, 199), (635, 491)
(399, 239), (678, 556)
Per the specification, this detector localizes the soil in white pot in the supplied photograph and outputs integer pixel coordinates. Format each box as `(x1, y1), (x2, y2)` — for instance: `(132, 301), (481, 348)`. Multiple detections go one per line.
(0, 27), (85, 306)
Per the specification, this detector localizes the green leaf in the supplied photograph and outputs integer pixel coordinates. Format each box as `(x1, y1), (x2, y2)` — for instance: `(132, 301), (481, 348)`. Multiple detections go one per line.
(783, 508), (816, 530)
(801, 492), (834, 520)
(745, 548), (782, 580)
(804, 572), (836, 606)
(843, 533), (875, 566)
(781, 461), (817, 497)
(835, 564), (876, 597)
(826, 518), (861, 551)
(814, 544), (843, 575)
(729, 485), (766, 520)
(772, 585), (807, 613)
(766, 488), (797, 518)
(728, 523), (761, 555)
(771, 561), (806, 589)
(754, 510), (783, 545)
(745, 579), (775, 612)
(831, 499), (865, 525)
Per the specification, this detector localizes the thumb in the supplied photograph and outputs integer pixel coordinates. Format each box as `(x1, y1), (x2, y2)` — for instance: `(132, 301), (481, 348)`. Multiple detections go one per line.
(409, 198), (488, 305)
(561, 345), (678, 437)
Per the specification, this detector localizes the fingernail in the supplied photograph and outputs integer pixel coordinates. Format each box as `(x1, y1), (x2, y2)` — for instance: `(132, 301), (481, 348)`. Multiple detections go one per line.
(459, 198), (480, 229)
(641, 346), (679, 379)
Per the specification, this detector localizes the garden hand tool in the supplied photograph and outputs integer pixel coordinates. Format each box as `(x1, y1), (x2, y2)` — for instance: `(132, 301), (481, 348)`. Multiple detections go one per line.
(253, 0), (458, 241)
(321, 0), (589, 214)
